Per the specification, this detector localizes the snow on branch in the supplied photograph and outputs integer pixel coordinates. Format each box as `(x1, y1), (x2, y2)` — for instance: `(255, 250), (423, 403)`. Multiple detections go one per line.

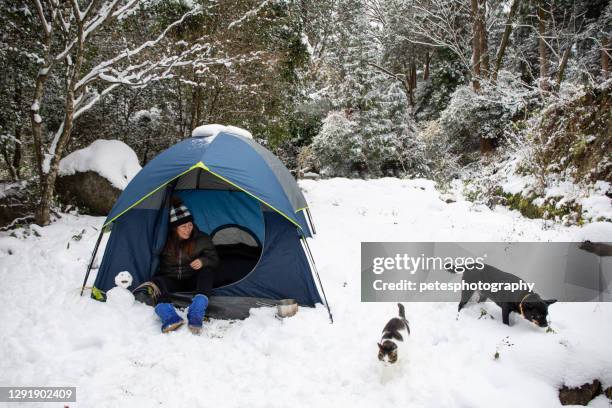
(31, 0), (51, 37)
(112, 0), (139, 19)
(228, 0), (270, 29)
(39, 1), (205, 173)
(75, 5), (201, 90)
(54, 0), (123, 62)
(410, 0), (472, 70)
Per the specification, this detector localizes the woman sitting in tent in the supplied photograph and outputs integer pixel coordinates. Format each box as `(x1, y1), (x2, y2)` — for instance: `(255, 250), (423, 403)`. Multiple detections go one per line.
(138, 197), (219, 334)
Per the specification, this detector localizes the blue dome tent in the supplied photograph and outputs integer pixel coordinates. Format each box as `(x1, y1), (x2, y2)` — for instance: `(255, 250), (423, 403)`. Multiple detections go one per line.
(80, 128), (331, 321)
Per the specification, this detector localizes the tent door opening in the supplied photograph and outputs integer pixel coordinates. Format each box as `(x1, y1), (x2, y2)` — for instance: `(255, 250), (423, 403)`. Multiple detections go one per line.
(170, 168), (266, 291)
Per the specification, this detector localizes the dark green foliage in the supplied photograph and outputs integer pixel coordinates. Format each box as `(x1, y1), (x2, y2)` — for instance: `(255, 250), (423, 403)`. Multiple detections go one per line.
(536, 83), (612, 183)
(415, 53), (468, 122)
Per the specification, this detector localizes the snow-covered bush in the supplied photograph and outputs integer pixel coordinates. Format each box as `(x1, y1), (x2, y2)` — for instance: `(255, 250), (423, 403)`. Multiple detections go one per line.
(438, 86), (505, 152)
(438, 72), (537, 155)
(311, 111), (363, 177)
(414, 57), (467, 122)
(311, 79), (430, 178)
(419, 120), (462, 186)
(311, 108), (429, 179)
(457, 80), (612, 226)
(534, 80), (612, 183)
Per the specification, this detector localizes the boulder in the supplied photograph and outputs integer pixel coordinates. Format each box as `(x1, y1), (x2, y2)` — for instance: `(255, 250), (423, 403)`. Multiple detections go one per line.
(56, 139), (141, 216)
(439, 193), (456, 204)
(0, 181), (36, 229)
(559, 380), (602, 406)
(302, 172), (321, 180)
(56, 171), (122, 216)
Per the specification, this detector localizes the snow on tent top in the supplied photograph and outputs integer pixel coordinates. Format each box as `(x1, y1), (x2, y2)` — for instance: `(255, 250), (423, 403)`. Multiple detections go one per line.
(191, 123), (253, 139)
(59, 139), (141, 190)
(104, 125), (310, 235)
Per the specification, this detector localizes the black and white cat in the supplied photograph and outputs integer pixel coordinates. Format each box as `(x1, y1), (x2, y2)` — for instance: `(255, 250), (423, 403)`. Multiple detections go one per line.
(377, 303), (410, 365)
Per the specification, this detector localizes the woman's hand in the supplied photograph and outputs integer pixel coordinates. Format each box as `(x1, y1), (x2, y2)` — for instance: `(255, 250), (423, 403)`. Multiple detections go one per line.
(190, 259), (203, 270)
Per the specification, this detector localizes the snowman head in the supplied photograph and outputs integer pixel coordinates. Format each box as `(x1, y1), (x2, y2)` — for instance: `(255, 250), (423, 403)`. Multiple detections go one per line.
(114, 271), (133, 289)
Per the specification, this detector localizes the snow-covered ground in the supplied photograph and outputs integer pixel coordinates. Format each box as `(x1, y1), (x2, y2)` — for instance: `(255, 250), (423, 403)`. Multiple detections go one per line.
(1, 178), (611, 407)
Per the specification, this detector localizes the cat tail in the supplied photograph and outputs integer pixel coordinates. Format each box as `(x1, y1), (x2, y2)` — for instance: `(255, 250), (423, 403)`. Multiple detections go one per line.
(397, 303), (406, 319)
(398, 303), (410, 334)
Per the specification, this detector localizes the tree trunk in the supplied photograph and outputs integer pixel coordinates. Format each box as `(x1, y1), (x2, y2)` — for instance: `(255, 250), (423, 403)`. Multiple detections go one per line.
(190, 85), (202, 131)
(406, 77), (414, 106)
(206, 87), (221, 123)
(538, 4), (549, 91)
(3, 79), (23, 180)
(423, 52), (430, 81)
(480, 137), (494, 153)
(195, 86), (203, 127)
(406, 62), (417, 106)
(556, 44), (572, 87)
(492, 0), (520, 82)
(472, 0), (492, 153)
(603, 37), (609, 79)
(142, 134), (150, 166)
(31, 65), (51, 182)
(478, 0), (489, 79)
(1, 144), (17, 181)
(12, 74), (23, 179)
(36, 90), (77, 225)
(471, 0), (481, 92)
(12, 126), (22, 179)
(36, 32), (86, 226)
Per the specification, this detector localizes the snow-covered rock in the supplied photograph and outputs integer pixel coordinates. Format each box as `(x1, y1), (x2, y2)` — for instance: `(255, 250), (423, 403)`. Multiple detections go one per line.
(57, 140), (141, 215)
(301, 172), (321, 180)
(59, 139), (141, 190)
(0, 180), (36, 228)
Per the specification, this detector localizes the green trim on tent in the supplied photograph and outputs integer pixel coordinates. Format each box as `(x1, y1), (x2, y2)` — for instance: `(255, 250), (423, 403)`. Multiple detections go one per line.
(104, 161), (304, 233)
(103, 162), (203, 228)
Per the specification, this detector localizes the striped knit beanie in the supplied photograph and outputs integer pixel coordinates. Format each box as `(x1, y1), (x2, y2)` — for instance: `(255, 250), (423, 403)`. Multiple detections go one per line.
(169, 204), (193, 228)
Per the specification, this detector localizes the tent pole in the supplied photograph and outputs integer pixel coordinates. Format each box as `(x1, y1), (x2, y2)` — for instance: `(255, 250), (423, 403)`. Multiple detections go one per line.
(301, 236), (333, 323)
(305, 207), (317, 235)
(303, 210), (316, 237)
(80, 229), (104, 296)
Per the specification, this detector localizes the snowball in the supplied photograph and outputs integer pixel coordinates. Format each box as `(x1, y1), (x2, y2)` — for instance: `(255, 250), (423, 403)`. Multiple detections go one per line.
(192, 124), (253, 139)
(59, 140), (141, 190)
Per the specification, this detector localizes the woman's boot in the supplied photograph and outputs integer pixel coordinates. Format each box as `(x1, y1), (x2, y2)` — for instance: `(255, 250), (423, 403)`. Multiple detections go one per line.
(154, 303), (184, 333)
(187, 294), (208, 335)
